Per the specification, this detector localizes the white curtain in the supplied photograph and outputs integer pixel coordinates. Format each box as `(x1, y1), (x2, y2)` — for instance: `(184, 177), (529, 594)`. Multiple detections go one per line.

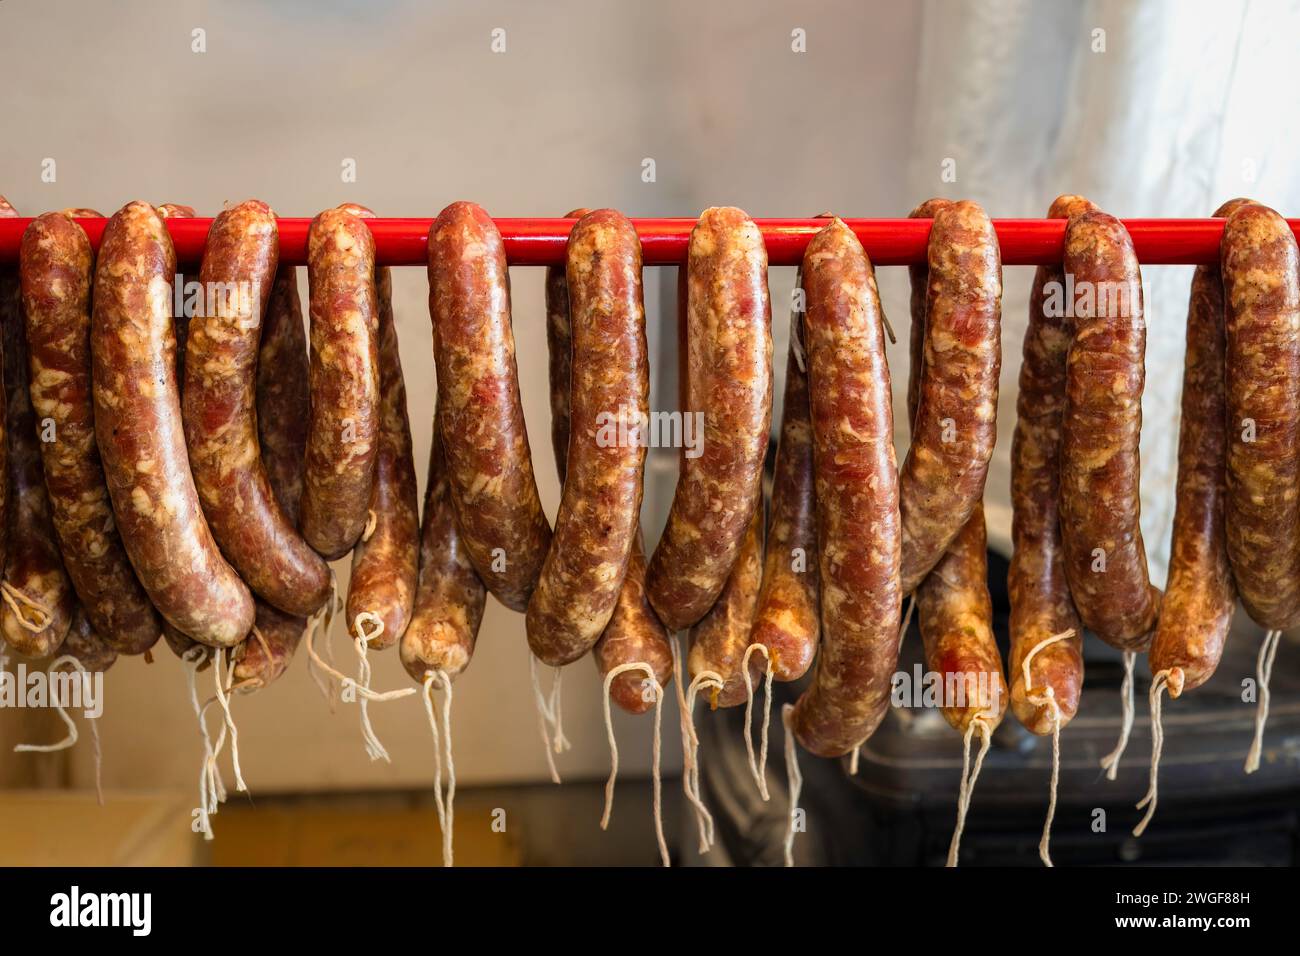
(909, 0), (1300, 584)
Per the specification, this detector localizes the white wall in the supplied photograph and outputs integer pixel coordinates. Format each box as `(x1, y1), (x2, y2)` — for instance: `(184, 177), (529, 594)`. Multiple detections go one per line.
(0, 0), (924, 791)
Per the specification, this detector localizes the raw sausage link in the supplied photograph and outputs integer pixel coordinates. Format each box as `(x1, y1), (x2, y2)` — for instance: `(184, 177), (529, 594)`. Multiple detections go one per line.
(1007, 195), (1091, 735)
(907, 200), (1006, 734)
(1149, 199), (1250, 694)
(427, 201), (550, 611)
(301, 207), (381, 560)
(234, 263), (314, 687)
(898, 200), (1001, 595)
(20, 211), (163, 655)
(157, 204), (197, 384)
(3, 203), (75, 658)
(593, 531), (673, 714)
(1222, 202), (1300, 631)
(544, 209), (671, 709)
(791, 219), (901, 757)
(60, 607), (118, 672)
(184, 200), (330, 617)
(346, 227), (419, 649)
(233, 601), (303, 688)
(917, 504), (1007, 732)
(1059, 211), (1161, 649)
(749, 280), (819, 683)
(400, 424), (488, 682)
(687, 500), (764, 708)
(646, 206), (772, 631)
(527, 209), (648, 665)
(92, 201), (254, 647)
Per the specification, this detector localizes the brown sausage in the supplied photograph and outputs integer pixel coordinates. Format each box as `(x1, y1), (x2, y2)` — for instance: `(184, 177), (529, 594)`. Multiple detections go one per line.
(400, 424), (488, 682)
(906, 200), (1007, 733)
(232, 267), (313, 687)
(791, 219), (901, 757)
(686, 500), (764, 708)
(301, 207), (380, 560)
(427, 201), (550, 612)
(92, 201), (254, 647)
(20, 211), (163, 656)
(1222, 202), (1300, 632)
(898, 200), (1001, 595)
(1059, 211), (1161, 650)
(749, 269), (819, 683)
(345, 241), (419, 649)
(646, 207), (772, 631)
(526, 209), (648, 665)
(184, 200), (330, 617)
(3, 204), (75, 659)
(1148, 201), (1248, 696)
(544, 209), (671, 709)
(592, 532), (673, 714)
(59, 607), (117, 672)
(1007, 195), (1091, 735)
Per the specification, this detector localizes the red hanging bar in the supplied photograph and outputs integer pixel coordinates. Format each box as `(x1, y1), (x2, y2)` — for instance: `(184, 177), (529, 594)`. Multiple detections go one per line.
(1, 216), (1297, 267)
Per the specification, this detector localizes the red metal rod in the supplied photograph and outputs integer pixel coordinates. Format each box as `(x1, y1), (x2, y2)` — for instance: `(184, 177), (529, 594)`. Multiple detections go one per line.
(1, 216), (1297, 267)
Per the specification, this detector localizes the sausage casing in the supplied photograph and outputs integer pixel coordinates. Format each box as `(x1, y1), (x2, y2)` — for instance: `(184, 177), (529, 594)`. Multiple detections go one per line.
(791, 219), (901, 757)
(1222, 202), (1300, 631)
(898, 200), (1001, 595)
(185, 200), (330, 617)
(1148, 200), (1249, 695)
(346, 254), (419, 648)
(646, 207), (772, 631)
(526, 209), (648, 665)
(400, 424), (488, 682)
(20, 211), (163, 655)
(92, 201), (254, 647)
(749, 273), (819, 683)
(427, 201), (551, 612)
(301, 207), (381, 560)
(1059, 211), (1161, 650)
(1008, 195), (1091, 735)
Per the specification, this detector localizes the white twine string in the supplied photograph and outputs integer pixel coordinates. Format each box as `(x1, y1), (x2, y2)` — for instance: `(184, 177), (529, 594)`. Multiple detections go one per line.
(740, 642), (774, 801)
(781, 703), (803, 868)
(13, 655), (84, 754)
(1133, 671), (1169, 837)
(528, 653), (571, 784)
(670, 635), (717, 853)
(1100, 649), (1136, 780)
(1022, 630), (1073, 868)
(182, 647), (217, 840)
(421, 670), (456, 867)
(352, 612), (391, 762)
(211, 647), (246, 793)
(305, 570), (340, 707)
(1, 581), (53, 632)
(599, 662), (669, 867)
(303, 599), (415, 761)
(946, 716), (992, 867)
(1244, 629), (1281, 774)
(848, 746), (861, 776)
